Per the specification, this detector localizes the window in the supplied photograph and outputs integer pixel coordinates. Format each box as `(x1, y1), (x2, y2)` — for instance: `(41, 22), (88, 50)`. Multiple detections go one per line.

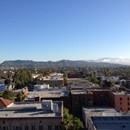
(55, 125), (60, 130)
(3, 127), (8, 130)
(48, 125), (52, 130)
(19, 126), (22, 130)
(39, 126), (43, 130)
(120, 102), (122, 105)
(128, 97), (129, 100)
(25, 126), (28, 130)
(128, 102), (130, 106)
(128, 108), (130, 111)
(32, 126), (35, 130)
(13, 126), (15, 130)
(3, 127), (6, 130)
(120, 97), (122, 101)
(16, 126), (19, 130)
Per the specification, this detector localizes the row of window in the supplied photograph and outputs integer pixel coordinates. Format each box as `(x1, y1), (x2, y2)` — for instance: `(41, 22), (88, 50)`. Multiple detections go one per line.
(0, 125), (60, 130)
(120, 97), (130, 101)
(120, 102), (130, 106)
(120, 107), (130, 111)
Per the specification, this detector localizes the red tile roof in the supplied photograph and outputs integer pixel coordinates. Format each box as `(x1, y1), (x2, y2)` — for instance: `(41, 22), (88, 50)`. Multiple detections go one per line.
(0, 98), (13, 108)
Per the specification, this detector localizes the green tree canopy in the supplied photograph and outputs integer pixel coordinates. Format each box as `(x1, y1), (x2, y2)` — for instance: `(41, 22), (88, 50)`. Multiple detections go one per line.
(16, 91), (26, 101)
(62, 108), (84, 130)
(13, 69), (32, 89)
(4, 78), (11, 85)
(3, 89), (14, 101)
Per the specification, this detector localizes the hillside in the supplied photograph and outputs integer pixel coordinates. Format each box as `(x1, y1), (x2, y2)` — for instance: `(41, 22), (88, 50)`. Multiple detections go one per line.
(0, 60), (127, 68)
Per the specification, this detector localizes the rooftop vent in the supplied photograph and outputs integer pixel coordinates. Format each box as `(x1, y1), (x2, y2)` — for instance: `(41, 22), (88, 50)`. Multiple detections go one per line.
(53, 103), (58, 113)
(41, 100), (53, 112)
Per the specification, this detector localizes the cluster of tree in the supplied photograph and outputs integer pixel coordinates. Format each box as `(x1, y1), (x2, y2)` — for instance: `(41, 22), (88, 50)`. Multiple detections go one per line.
(4, 78), (12, 85)
(61, 108), (84, 130)
(101, 80), (113, 88)
(2, 89), (26, 101)
(13, 69), (32, 89)
(1, 66), (130, 89)
(0, 69), (14, 79)
(2, 89), (14, 101)
(86, 74), (101, 85)
(15, 91), (26, 101)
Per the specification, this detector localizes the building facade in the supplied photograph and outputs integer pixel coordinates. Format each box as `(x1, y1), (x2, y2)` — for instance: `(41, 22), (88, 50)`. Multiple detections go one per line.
(110, 91), (130, 112)
(0, 100), (63, 130)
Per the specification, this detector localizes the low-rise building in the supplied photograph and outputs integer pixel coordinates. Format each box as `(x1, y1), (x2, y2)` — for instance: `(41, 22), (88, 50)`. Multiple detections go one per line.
(27, 87), (71, 110)
(110, 91), (130, 112)
(0, 100), (63, 130)
(70, 88), (111, 117)
(82, 107), (130, 130)
(34, 84), (49, 91)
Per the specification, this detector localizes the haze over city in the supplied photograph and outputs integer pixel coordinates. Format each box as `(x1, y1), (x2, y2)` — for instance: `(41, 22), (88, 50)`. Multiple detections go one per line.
(0, 0), (130, 63)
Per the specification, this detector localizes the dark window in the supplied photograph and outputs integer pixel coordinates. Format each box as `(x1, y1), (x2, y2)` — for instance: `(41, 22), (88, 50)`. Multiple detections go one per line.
(128, 97), (129, 100)
(120, 97), (122, 101)
(16, 126), (19, 130)
(32, 126), (35, 130)
(13, 126), (15, 130)
(19, 126), (22, 130)
(128, 108), (130, 111)
(3, 127), (6, 130)
(128, 102), (130, 105)
(39, 126), (43, 130)
(48, 125), (52, 130)
(25, 126), (28, 130)
(2, 127), (8, 130)
(120, 102), (122, 105)
(55, 125), (60, 130)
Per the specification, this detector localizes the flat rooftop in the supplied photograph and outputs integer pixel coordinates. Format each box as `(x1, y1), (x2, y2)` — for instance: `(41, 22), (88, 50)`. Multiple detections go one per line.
(28, 89), (68, 98)
(83, 107), (130, 130)
(71, 89), (109, 95)
(71, 90), (93, 95)
(83, 107), (130, 117)
(92, 116), (130, 130)
(113, 91), (130, 95)
(0, 101), (62, 118)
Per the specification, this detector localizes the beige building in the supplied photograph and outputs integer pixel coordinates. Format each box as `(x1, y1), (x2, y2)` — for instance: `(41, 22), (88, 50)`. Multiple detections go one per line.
(0, 99), (63, 130)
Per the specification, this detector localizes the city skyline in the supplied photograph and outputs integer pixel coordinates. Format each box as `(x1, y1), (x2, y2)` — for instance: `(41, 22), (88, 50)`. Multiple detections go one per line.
(0, 0), (130, 63)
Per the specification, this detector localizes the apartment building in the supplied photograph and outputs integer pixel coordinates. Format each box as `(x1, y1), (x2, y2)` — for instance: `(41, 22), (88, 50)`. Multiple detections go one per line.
(110, 91), (130, 112)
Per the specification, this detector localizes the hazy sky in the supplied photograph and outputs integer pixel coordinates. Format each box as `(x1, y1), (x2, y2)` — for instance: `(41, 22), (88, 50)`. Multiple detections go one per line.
(0, 0), (130, 62)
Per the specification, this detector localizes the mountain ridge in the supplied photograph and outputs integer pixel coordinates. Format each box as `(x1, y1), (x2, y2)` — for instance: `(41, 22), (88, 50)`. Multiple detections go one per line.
(0, 58), (129, 68)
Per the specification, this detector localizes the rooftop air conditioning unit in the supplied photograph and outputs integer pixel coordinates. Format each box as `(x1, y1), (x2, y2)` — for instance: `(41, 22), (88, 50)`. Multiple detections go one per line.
(41, 100), (53, 112)
(53, 103), (58, 113)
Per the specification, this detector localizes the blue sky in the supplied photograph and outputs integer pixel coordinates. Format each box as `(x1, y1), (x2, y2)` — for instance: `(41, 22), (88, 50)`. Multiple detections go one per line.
(0, 0), (130, 62)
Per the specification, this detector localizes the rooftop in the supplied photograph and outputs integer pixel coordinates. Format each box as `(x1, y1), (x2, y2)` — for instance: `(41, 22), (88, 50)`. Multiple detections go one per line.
(113, 91), (130, 95)
(83, 107), (130, 130)
(83, 107), (130, 117)
(28, 88), (68, 98)
(0, 101), (63, 118)
(71, 89), (109, 95)
(0, 98), (13, 108)
(43, 73), (63, 81)
(71, 90), (93, 95)
(91, 116), (130, 130)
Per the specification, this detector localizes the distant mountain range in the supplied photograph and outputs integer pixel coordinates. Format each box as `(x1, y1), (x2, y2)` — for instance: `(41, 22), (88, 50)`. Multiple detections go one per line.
(0, 58), (130, 68)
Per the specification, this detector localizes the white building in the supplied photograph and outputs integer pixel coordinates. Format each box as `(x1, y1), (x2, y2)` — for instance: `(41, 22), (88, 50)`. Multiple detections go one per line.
(34, 84), (49, 91)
